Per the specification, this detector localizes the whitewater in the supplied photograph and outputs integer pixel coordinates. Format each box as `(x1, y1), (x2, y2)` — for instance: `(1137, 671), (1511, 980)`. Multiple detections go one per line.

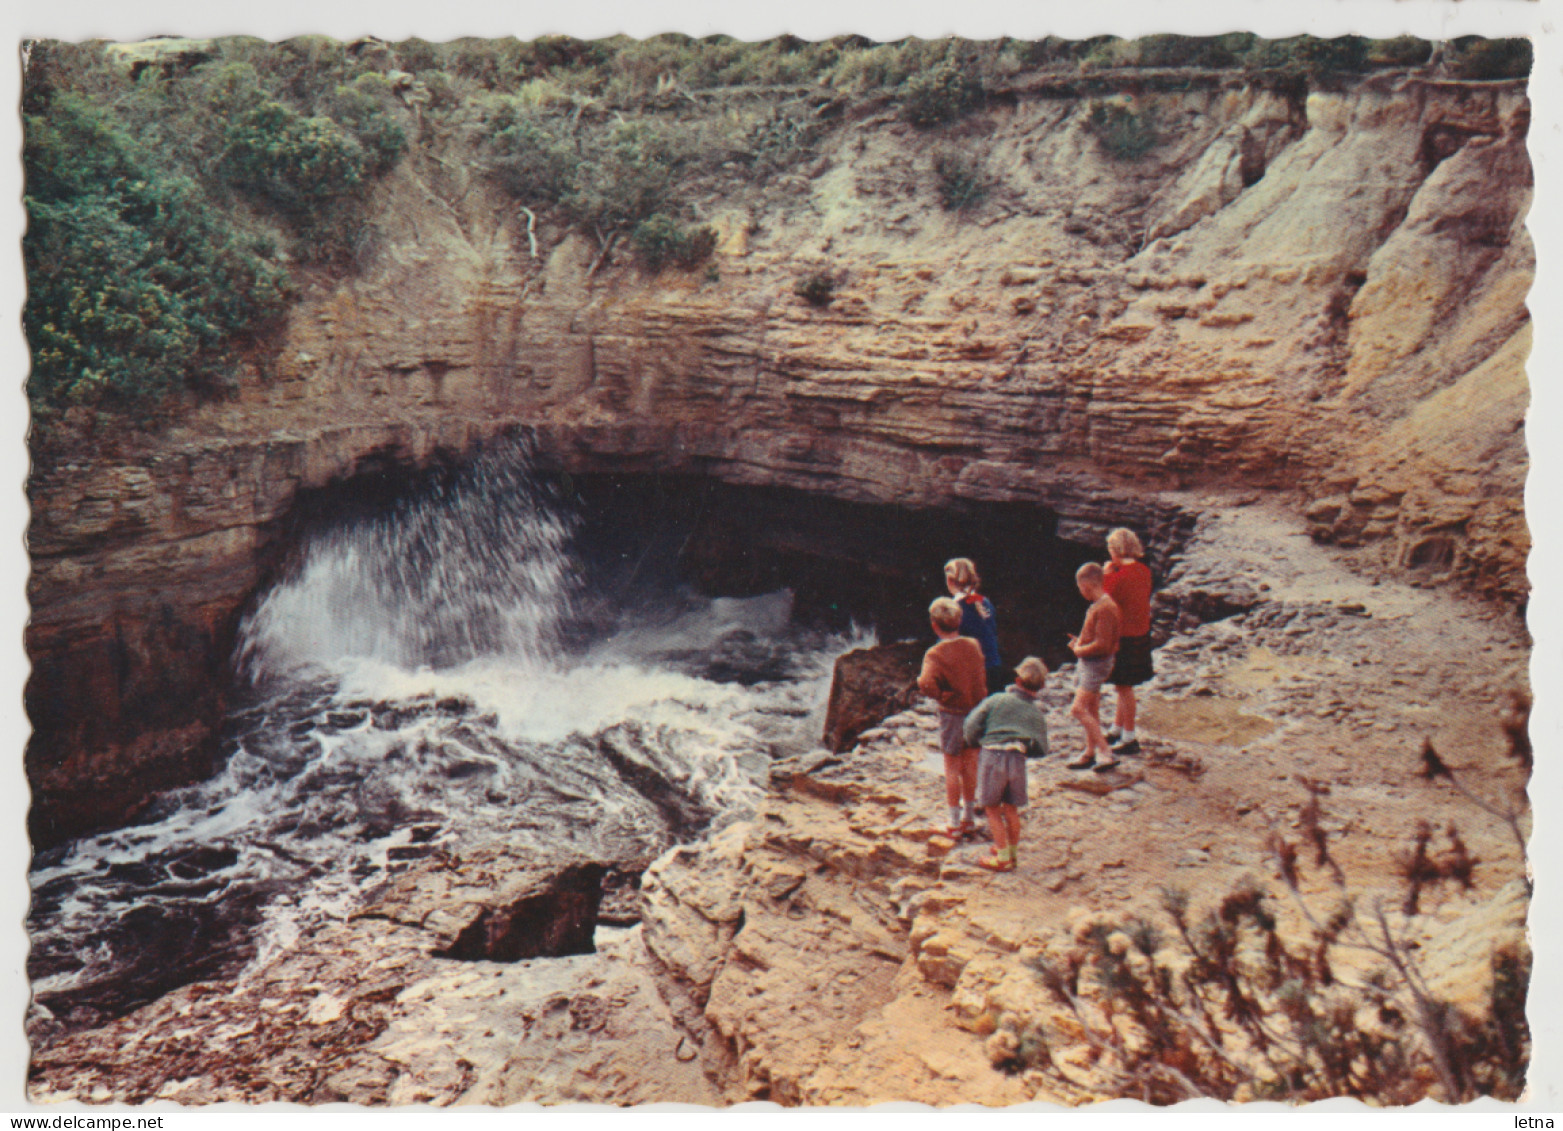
(27, 441), (866, 1040)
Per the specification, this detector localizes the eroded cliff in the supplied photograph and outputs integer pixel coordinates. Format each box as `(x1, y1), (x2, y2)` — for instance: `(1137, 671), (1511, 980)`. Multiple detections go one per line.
(26, 71), (1530, 850)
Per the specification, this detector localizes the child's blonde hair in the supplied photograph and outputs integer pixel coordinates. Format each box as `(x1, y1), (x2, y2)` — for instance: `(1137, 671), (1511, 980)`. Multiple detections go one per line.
(1077, 562), (1105, 586)
(1014, 656), (1047, 691)
(1107, 527), (1144, 560)
(944, 558), (980, 589)
(929, 597), (963, 633)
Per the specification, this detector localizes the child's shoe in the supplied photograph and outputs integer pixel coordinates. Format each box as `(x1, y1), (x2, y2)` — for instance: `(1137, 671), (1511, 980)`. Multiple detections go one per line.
(976, 850), (1016, 873)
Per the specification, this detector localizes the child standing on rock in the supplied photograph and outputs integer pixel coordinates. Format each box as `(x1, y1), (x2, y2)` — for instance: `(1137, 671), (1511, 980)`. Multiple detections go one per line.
(944, 558), (1005, 694)
(963, 657), (1049, 872)
(1103, 527), (1155, 758)
(918, 597), (988, 838)
(1066, 563), (1122, 773)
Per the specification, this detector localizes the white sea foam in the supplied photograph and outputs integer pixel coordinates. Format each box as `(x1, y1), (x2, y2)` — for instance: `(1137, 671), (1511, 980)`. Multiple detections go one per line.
(29, 440), (870, 1040)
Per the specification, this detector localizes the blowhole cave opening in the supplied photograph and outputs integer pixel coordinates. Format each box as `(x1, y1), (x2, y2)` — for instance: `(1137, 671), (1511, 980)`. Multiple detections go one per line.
(556, 471), (1128, 674)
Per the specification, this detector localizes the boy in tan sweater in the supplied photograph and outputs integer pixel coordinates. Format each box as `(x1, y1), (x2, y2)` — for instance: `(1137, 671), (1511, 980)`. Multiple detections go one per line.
(918, 597), (988, 836)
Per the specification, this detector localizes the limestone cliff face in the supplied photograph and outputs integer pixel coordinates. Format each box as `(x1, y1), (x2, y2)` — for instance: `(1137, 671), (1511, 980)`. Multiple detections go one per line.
(26, 73), (1530, 841)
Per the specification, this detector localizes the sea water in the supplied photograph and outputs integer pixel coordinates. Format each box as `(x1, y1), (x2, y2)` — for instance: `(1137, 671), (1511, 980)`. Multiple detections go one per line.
(27, 441), (865, 1041)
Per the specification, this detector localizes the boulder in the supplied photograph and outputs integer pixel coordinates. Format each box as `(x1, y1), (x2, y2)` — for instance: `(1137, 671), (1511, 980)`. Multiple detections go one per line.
(821, 641), (926, 753)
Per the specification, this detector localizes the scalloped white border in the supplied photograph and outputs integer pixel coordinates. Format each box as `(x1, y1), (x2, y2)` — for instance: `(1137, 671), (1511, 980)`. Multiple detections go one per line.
(4, 0), (1554, 1122)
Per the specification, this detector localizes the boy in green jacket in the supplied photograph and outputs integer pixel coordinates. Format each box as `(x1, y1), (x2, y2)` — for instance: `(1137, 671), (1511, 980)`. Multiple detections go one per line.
(963, 657), (1049, 872)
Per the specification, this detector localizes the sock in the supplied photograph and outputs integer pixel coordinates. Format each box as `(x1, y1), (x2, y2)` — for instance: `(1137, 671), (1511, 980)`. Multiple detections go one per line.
(1002, 845), (1017, 861)
(962, 800), (976, 823)
(1106, 726), (1122, 741)
(949, 806), (962, 827)
(1119, 729), (1136, 743)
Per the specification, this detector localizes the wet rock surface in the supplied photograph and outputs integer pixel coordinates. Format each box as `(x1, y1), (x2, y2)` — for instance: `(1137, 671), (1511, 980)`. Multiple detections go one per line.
(30, 493), (1530, 1105)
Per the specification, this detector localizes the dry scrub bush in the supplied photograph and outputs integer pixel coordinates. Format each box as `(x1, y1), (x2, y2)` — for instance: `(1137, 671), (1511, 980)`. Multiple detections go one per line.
(902, 59), (986, 128)
(630, 214), (717, 273)
(1086, 99), (1159, 162)
(794, 272), (838, 308)
(933, 149), (990, 213)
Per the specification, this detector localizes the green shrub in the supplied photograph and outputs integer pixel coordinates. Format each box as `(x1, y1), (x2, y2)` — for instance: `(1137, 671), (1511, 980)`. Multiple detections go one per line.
(1087, 99), (1159, 161)
(416, 70), (460, 111)
(326, 72), (407, 173)
(519, 35), (617, 76)
(606, 33), (707, 97)
(1447, 38), (1532, 80)
(631, 213), (717, 271)
(488, 108), (577, 203)
(830, 42), (914, 91)
(601, 34), (853, 97)
(794, 271), (836, 307)
(902, 57), (985, 127)
(933, 149), (989, 212)
(1245, 35), (1371, 82)
(195, 59), (268, 115)
(744, 107), (817, 174)
(486, 99), (721, 248)
(224, 35), (360, 109)
(394, 38), (440, 74)
(1293, 35), (1371, 79)
(1367, 36), (1434, 68)
(24, 93), (288, 410)
(222, 98), (368, 208)
(563, 119), (691, 236)
(436, 37), (529, 89)
(1138, 34), (1247, 69)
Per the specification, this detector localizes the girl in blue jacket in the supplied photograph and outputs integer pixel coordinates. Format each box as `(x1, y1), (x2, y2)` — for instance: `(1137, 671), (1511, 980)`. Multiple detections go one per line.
(944, 557), (1003, 692)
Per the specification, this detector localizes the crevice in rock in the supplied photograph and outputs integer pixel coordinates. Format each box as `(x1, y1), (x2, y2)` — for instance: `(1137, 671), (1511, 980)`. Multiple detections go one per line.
(434, 862), (605, 963)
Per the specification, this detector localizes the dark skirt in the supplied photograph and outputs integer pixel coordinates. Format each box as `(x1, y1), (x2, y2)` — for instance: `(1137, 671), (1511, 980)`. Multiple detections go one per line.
(1109, 634), (1154, 686)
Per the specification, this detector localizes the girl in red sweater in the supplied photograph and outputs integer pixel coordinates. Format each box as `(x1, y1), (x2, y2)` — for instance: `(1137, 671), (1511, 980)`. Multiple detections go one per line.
(1103, 528), (1154, 756)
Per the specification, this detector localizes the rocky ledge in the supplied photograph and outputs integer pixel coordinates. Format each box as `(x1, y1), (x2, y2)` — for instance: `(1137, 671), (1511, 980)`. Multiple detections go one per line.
(29, 492), (1530, 1106)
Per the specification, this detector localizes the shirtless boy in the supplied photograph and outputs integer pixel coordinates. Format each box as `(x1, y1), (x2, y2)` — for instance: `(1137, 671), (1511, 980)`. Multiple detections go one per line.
(1065, 562), (1122, 772)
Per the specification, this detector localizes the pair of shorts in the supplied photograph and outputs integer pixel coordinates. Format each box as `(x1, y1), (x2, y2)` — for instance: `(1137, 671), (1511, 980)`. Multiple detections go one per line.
(1109, 635), (1154, 686)
(1075, 655), (1115, 693)
(939, 711), (973, 760)
(975, 746), (1027, 808)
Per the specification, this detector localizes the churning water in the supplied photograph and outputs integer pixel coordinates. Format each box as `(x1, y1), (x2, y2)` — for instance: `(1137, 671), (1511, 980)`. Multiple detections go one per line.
(27, 442), (865, 1041)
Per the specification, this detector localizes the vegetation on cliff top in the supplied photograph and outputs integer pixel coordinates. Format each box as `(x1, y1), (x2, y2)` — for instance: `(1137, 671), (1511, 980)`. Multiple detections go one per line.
(23, 92), (290, 413)
(23, 33), (1531, 427)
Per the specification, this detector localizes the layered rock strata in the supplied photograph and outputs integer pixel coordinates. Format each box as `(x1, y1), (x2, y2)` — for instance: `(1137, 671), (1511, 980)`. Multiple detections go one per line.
(27, 75), (1530, 840)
